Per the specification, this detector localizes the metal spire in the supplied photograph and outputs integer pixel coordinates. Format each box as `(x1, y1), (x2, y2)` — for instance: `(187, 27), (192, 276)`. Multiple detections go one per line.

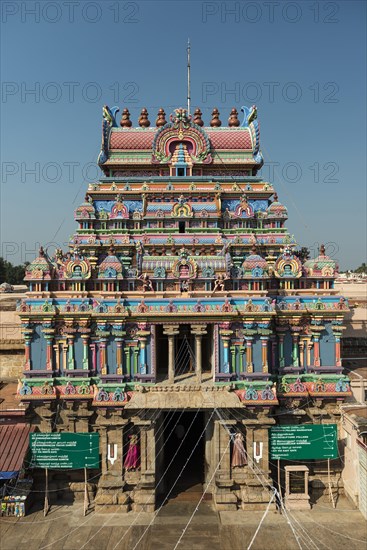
(187, 38), (191, 115)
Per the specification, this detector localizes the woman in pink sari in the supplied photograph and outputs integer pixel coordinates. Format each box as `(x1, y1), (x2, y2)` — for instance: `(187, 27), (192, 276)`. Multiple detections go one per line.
(124, 434), (140, 470)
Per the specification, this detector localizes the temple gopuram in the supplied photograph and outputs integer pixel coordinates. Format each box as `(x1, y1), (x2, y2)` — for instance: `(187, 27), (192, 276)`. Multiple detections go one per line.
(17, 105), (351, 511)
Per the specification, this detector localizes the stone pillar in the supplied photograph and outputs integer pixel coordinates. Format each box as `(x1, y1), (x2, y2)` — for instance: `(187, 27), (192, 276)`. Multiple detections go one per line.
(95, 414), (130, 513)
(191, 324), (207, 383)
(132, 417), (156, 512)
(163, 325), (179, 383)
(214, 419), (237, 511)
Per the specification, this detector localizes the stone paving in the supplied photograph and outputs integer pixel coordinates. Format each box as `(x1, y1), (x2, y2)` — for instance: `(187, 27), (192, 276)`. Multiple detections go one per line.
(1, 497), (366, 550)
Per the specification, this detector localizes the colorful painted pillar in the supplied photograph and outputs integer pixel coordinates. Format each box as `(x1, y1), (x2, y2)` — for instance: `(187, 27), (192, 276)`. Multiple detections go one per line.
(133, 346), (139, 376)
(239, 345), (246, 374)
(81, 335), (89, 370)
(299, 339), (305, 371)
(124, 346), (131, 378)
(270, 336), (277, 373)
(245, 337), (254, 373)
(137, 325), (151, 375)
(99, 340), (107, 375)
(67, 336), (75, 370)
(278, 333), (285, 369)
(334, 332), (342, 367)
(219, 325), (232, 374)
(306, 340), (313, 371)
(90, 343), (97, 373)
(45, 336), (54, 371)
(230, 345), (236, 375)
(291, 332), (300, 368)
(313, 334), (321, 367)
(260, 337), (269, 373)
(23, 328), (32, 371)
(116, 339), (123, 375)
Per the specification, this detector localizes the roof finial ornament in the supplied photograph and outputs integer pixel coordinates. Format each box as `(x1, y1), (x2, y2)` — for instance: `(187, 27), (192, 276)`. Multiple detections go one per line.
(228, 108), (240, 127)
(210, 108), (222, 127)
(273, 193), (278, 202)
(193, 108), (204, 126)
(156, 108), (167, 127)
(120, 108), (132, 128)
(320, 244), (326, 256)
(139, 108), (150, 128)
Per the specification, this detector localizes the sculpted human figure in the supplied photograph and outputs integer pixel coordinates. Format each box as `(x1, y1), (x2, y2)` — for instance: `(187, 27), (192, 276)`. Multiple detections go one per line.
(139, 273), (153, 291)
(231, 432), (247, 468)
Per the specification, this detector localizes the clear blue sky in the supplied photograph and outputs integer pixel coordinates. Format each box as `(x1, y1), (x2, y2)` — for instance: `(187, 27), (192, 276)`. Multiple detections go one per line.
(1, 0), (366, 270)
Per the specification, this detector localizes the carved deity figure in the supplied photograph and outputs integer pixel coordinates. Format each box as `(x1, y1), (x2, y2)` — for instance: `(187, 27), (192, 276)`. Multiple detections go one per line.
(213, 274), (227, 292)
(124, 434), (140, 471)
(139, 273), (153, 292)
(231, 432), (247, 468)
(180, 279), (189, 292)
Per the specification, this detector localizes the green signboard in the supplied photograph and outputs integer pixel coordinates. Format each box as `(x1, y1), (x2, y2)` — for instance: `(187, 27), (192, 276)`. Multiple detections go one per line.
(269, 425), (338, 460)
(30, 433), (100, 469)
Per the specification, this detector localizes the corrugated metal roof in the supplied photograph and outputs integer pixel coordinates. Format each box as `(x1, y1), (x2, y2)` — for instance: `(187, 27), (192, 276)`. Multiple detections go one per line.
(0, 424), (34, 472)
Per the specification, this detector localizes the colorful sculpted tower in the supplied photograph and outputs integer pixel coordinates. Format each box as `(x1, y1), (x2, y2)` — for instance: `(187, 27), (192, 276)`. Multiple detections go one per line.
(17, 105), (351, 511)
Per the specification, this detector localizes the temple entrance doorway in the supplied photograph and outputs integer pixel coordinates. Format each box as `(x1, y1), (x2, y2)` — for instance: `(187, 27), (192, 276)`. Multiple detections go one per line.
(158, 410), (205, 502)
(175, 325), (195, 378)
(201, 324), (213, 373)
(155, 325), (168, 379)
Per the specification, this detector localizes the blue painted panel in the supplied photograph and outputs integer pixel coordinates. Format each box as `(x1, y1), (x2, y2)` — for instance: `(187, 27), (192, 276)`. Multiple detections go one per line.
(73, 335), (84, 370)
(319, 323), (335, 366)
(31, 325), (46, 370)
(252, 337), (262, 373)
(284, 331), (293, 367)
(106, 337), (117, 374)
(145, 338), (151, 374)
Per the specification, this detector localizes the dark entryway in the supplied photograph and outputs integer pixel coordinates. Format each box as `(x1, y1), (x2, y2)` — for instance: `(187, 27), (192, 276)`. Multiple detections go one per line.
(158, 411), (205, 501)
(156, 325), (168, 378)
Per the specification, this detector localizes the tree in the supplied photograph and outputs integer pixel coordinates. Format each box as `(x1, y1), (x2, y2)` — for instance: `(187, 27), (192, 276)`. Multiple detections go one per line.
(354, 263), (367, 274)
(294, 247), (310, 263)
(0, 258), (28, 285)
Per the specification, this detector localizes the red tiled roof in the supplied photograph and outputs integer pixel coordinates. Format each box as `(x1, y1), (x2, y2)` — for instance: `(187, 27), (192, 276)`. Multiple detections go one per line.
(110, 130), (156, 150)
(206, 129), (253, 150)
(109, 128), (253, 151)
(0, 424), (34, 472)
